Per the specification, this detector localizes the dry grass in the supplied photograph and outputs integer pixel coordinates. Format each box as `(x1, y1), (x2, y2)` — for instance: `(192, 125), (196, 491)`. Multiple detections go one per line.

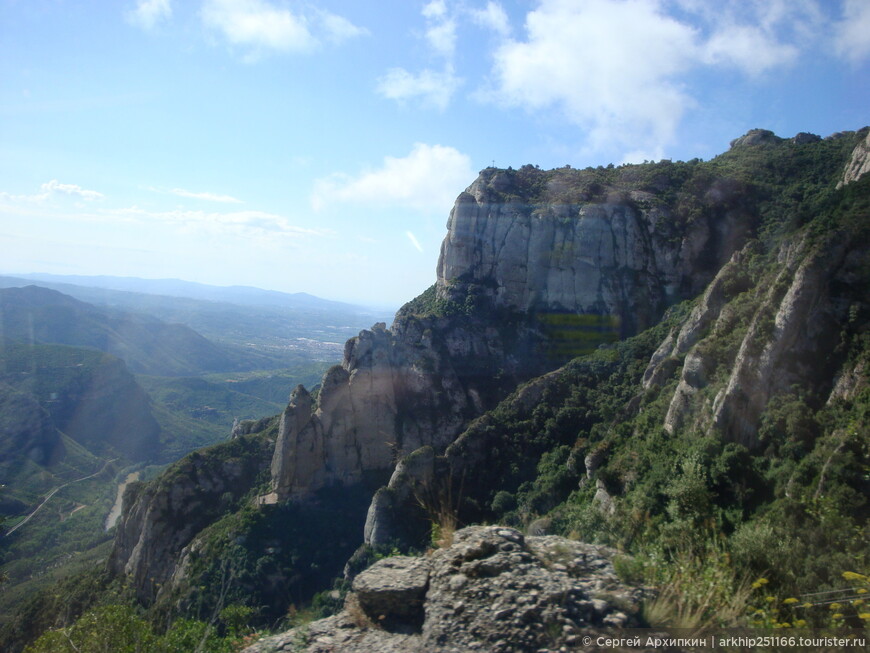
(642, 547), (752, 632)
(413, 469), (463, 549)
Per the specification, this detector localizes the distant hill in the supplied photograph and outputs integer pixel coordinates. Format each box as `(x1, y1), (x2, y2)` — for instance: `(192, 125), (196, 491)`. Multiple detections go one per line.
(0, 276), (395, 363)
(0, 285), (277, 376)
(9, 273), (388, 313)
(0, 344), (162, 505)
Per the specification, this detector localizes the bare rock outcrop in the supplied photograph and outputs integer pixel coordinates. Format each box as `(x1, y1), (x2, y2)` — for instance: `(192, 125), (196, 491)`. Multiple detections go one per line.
(108, 434), (275, 603)
(243, 526), (649, 653)
(643, 227), (868, 447)
(268, 317), (542, 501)
(436, 168), (752, 337)
(838, 128), (870, 188)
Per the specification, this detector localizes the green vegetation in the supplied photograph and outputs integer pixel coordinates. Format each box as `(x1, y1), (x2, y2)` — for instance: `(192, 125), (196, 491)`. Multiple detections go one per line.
(437, 132), (870, 631)
(23, 603), (255, 652)
(4, 130), (868, 647)
(153, 481), (379, 629)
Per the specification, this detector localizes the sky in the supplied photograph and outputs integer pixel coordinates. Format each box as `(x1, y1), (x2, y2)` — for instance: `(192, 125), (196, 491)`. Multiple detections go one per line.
(0, 0), (868, 307)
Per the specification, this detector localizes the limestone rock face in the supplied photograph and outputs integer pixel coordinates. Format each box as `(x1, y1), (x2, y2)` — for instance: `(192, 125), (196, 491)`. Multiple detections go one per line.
(436, 167), (751, 337)
(729, 129), (781, 148)
(839, 128), (870, 188)
(644, 230), (868, 448)
(269, 315), (543, 500)
(108, 435), (274, 603)
(243, 526), (649, 653)
(710, 238), (855, 447)
(270, 159), (760, 501)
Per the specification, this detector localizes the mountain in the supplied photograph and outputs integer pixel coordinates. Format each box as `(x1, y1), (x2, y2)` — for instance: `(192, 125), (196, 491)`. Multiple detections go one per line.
(0, 276), (394, 364)
(0, 344), (162, 504)
(0, 285), (276, 376)
(11, 127), (870, 651)
(9, 274), (381, 312)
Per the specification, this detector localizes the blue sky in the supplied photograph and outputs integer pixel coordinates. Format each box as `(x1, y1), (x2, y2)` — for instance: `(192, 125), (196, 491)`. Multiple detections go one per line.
(1, 0), (868, 306)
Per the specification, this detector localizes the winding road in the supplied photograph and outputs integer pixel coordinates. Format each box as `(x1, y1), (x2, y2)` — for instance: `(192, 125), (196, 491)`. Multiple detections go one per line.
(3, 458), (117, 537)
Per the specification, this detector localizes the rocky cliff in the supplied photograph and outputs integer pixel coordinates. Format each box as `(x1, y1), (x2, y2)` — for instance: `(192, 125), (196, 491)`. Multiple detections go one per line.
(107, 127), (869, 631)
(360, 128), (870, 549)
(436, 164), (751, 336)
(108, 432), (275, 602)
(268, 313), (543, 500)
(269, 148), (765, 502)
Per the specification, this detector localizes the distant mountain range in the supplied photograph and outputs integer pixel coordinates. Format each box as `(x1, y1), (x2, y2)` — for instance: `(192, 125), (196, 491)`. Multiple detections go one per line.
(0, 285), (270, 377)
(6, 273), (388, 313)
(0, 274), (396, 361)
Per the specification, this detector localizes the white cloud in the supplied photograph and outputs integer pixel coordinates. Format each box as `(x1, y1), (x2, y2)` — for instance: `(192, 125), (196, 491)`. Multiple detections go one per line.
(702, 24), (798, 75)
(377, 67), (460, 110)
(469, 2), (511, 37)
(834, 0), (870, 63)
(491, 0), (697, 158)
(169, 188), (243, 203)
(697, 0), (820, 76)
(317, 11), (368, 44)
(487, 0), (820, 160)
(127, 0), (172, 30)
(115, 206), (328, 240)
(200, 0), (365, 57)
(312, 143), (475, 214)
(377, 0), (461, 109)
(41, 180), (104, 201)
(423, 0), (447, 20)
(426, 15), (457, 58)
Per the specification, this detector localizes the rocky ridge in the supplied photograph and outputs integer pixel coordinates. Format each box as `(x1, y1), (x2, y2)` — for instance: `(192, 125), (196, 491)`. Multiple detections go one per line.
(268, 315), (543, 500)
(243, 526), (649, 653)
(269, 153), (760, 502)
(105, 127), (869, 633)
(360, 128), (870, 548)
(108, 434), (274, 602)
(436, 166), (751, 336)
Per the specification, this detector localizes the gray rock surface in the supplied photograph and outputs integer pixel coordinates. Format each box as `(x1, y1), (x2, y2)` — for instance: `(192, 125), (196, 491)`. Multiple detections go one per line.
(729, 129), (781, 148)
(436, 168), (750, 337)
(108, 434), (275, 603)
(269, 312), (545, 500)
(838, 128), (870, 188)
(243, 526), (650, 653)
(270, 154), (762, 503)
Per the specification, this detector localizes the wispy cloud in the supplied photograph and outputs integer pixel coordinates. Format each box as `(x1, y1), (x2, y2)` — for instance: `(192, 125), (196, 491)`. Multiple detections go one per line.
(487, 0), (824, 161)
(42, 180), (104, 201)
(0, 183), (324, 242)
(834, 0), (870, 63)
(115, 206), (328, 240)
(405, 231), (424, 253)
(376, 1), (461, 109)
(169, 188), (243, 203)
(469, 1), (511, 37)
(311, 143), (475, 214)
(127, 0), (172, 30)
(37, 180), (104, 201)
(377, 67), (460, 111)
(200, 0), (365, 58)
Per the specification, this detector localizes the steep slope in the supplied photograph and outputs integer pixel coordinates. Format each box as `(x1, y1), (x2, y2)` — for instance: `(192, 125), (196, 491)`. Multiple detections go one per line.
(0, 344), (162, 505)
(365, 130), (870, 600)
(266, 143), (768, 503)
(104, 127), (868, 636)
